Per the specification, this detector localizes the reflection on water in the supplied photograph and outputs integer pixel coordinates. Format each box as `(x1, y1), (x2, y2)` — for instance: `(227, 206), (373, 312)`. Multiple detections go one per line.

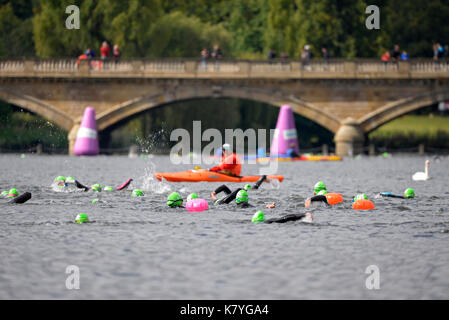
(0, 154), (448, 299)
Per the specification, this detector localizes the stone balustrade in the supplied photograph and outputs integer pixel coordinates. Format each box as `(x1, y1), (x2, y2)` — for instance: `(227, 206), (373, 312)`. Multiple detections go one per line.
(1, 58), (448, 79)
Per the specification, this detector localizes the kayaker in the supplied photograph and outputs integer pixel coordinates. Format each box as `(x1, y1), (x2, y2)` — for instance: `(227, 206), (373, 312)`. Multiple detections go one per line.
(378, 188), (415, 199)
(286, 143), (299, 158)
(251, 210), (314, 224)
(209, 143), (241, 177)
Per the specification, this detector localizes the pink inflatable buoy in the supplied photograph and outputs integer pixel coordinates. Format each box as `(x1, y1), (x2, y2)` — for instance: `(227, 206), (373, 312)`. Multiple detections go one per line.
(186, 198), (208, 212)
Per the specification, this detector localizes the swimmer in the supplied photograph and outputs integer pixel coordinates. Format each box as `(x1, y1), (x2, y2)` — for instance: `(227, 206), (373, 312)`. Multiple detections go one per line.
(8, 192), (32, 204)
(54, 176), (89, 191)
(252, 210), (313, 224)
(313, 181), (327, 195)
(167, 192), (184, 208)
(305, 192), (330, 208)
(378, 188), (415, 199)
(1, 188), (31, 204)
(211, 175), (271, 205)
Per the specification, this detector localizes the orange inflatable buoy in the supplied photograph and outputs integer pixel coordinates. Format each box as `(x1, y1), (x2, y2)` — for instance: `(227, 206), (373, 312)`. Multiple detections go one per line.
(325, 193), (343, 205)
(353, 199), (375, 210)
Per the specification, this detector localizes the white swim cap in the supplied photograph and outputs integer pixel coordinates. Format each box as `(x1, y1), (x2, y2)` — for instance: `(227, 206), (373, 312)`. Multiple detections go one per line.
(222, 143), (231, 151)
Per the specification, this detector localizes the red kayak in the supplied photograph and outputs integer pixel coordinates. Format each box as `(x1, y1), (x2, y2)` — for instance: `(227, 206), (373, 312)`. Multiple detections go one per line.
(154, 169), (284, 183)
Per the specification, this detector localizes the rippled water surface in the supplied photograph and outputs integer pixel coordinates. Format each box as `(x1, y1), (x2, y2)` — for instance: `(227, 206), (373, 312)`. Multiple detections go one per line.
(0, 154), (448, 299)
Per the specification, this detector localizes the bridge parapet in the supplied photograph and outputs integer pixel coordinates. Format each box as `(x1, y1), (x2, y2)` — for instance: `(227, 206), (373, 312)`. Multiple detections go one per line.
(1, 58), (448, 79)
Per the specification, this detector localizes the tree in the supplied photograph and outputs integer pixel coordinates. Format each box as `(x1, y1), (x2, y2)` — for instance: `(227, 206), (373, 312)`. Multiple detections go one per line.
(0, 2), (35, 57)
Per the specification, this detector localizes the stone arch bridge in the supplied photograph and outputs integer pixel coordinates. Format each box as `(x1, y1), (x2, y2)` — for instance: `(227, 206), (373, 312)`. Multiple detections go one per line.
(1, 58), (448, 155)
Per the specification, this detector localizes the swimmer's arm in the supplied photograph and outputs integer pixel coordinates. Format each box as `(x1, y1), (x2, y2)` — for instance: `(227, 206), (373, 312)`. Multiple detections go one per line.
(214, 185), (232, 195)
(75, 180), (89, 192)
(379, 192), (404, 199)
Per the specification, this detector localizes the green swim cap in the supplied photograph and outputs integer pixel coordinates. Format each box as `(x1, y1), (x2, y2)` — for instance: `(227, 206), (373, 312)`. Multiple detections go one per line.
(92, 198), (99, 204)
(252, 210), (265, 224)
(167, 192), (183, 207)
(75, 213), (89, 224)
(353, 193), (368, 201)
(104, 186), (113, 192)
(187, 193), (199, 202)
(91, 184), (102, 192)
(314, 181), (326, 193)
(1, 190), (8, 196)
(132, 189), (144, 197)
(66, 176), (75, 183)
(317, 189), (328, 195)
(7, 188), (18, 198)
(243, 184), (251, 191)
(404, 188), (415, 199)
(54, 176), (66, 182)
(236, 190), (249, 204)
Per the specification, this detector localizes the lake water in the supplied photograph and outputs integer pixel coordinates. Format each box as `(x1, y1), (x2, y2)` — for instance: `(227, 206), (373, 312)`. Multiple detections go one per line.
(0, 154), (448, 299)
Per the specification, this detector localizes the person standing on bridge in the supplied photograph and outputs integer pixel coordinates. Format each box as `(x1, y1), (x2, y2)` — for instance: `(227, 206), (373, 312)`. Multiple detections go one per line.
(211, 44), (222, 71)
(100, 41), (110, 61)
(209, 143), (241, 177)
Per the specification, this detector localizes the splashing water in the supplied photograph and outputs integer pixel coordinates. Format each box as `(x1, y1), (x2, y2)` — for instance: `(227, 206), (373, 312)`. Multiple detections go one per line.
(134, 130), (173, 194)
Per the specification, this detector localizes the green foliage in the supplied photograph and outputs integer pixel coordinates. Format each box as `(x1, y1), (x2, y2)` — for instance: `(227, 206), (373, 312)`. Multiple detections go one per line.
(0, 3), (35, 57)
(0, 101), (67, 151)
(147, 11), (231, 58)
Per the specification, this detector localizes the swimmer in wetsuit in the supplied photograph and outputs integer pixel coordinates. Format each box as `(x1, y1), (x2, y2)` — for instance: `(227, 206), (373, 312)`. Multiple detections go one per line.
(378, 188), (415, 199)
(167, 192), (184, 208)
(1, 188), (32, 204)
(211, 175), (267, 204)
(305, 190), (330, 207)
(211, 175), (275, 208)
(252, 210), (313, 224)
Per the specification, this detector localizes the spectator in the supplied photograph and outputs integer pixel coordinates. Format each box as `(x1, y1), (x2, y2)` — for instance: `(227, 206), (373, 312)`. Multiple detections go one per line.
(76, 53), (88, 67)
(444, 45), (449, 58)
(321, 47), (330, 59)
(304, 45), (313, 59)
(85, 48), (95, 59)
(433, 44), (438, 60)
(201, 48), (209, 71)
(267, 49), (276, 60)
(437, 43), (444, 58)
(211, 44), (222, 71)
(280, 51), (288, 60)
(100, 41), (110, 60)
(112, 44), (121, 60)
(391, 44), (401, 61)
(401, 50), (409, 61)
(381, 51), (390, 61)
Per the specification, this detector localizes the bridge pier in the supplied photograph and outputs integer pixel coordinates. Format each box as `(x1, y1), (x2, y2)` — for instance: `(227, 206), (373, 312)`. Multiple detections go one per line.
(68, 123), (80, 156)
(334, 118), (365, 156)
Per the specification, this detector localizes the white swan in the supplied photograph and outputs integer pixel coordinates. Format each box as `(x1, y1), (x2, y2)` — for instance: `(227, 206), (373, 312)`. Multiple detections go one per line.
(412, 160), (430, 181)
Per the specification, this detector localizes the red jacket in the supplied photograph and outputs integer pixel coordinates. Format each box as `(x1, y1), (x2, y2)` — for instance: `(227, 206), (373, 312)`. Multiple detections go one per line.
(100, 45), (110, 58)
(210, 153), (242, 176)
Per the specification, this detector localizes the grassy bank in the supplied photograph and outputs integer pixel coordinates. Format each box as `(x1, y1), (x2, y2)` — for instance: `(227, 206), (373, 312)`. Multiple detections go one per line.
(0, 104), (67, 153)
(368, 115), (449, 150)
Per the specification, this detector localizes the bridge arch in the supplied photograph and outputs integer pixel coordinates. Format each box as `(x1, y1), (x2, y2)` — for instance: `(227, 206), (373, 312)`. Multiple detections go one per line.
(0, 88), (73, 131)
(95, 86), (341, 133)
(359, 90), (449, 133)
